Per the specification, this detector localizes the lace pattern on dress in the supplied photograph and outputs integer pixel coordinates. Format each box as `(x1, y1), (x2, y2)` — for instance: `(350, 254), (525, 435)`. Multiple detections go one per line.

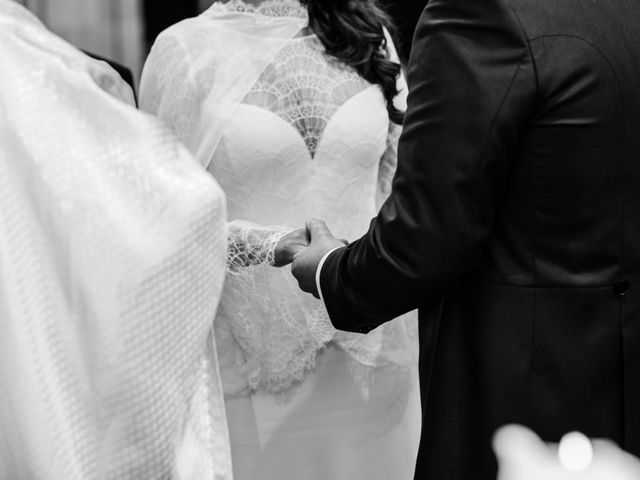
(209, 0), (308, 20)
(214, 32), (415, 396)
(215, 268), (336, 396)
(244, 37), (370, 158)
(227, 221), (292, 271)
(213, 35), (377, 396)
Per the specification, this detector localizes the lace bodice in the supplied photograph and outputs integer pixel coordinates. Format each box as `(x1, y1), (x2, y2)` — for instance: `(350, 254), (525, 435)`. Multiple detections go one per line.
(244, 37), (370, 158)
(216, 0), (309, 19)
(141, 0), (417, 396)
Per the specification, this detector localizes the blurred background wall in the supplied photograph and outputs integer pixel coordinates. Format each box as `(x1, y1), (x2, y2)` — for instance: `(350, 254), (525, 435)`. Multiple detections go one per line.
(18, 0), (213, 84)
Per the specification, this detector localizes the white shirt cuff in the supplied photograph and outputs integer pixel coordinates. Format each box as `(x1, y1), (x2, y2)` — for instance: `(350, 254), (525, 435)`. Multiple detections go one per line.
(315, 247), (343, 304)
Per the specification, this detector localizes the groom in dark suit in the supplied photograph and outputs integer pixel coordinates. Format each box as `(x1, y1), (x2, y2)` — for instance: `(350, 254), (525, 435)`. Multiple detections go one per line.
(291, 0), (640, 478)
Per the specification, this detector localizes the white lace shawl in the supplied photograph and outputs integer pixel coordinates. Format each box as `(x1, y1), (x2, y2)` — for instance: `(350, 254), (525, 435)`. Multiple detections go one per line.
(140, 0), (303, 276)
(0, 2), (232, 479)
(141, 0), (418, 396)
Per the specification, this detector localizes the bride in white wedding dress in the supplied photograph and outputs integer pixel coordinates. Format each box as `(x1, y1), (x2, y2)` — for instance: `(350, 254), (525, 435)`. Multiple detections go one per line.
(141, 0), (420, 478)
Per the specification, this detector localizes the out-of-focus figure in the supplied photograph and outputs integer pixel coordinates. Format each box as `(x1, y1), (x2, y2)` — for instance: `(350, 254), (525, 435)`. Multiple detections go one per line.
(0, 1), (232, 479)
(494, 425), (640, 480)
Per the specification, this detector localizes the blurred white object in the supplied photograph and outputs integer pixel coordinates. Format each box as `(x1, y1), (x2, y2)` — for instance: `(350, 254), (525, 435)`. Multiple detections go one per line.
(494, 425), (640, 480)
(0, 1), (231, 479)
(558, 432), (593, 471)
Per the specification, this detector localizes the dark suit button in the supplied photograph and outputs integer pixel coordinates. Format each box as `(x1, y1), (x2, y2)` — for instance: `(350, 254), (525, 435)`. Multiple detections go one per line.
(613, 281), (630, 297)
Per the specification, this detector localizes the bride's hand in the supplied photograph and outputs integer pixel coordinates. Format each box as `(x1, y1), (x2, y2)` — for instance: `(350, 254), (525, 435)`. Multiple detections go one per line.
(273, 228), (310, 267)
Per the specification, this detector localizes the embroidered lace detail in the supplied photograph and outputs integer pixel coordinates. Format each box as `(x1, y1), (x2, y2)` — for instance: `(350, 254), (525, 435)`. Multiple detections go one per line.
(227, 221), (292, 271)
(209, 0), (308, 20)
(215, 267), (336, 396)
(244, 37), (369, 158)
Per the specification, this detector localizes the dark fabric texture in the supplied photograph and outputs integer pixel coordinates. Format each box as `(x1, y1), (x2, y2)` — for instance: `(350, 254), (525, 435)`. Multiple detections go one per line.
(383, 0), (428, 63)
(319, 0), (640, 478)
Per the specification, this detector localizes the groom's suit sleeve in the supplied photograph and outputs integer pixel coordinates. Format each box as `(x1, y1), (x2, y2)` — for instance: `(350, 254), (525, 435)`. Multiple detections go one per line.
(319, 0), (537, 333)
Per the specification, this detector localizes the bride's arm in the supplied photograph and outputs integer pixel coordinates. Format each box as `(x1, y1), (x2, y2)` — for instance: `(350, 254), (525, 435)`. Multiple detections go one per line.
(226, 221), (308, 271)
(376, 30), (408, 209)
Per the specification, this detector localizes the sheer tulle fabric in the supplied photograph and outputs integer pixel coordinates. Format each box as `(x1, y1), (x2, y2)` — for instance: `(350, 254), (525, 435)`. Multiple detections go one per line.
(0, 3), (232, 479)
(140, 0), (308, 171)
(141, 0), (418, 398)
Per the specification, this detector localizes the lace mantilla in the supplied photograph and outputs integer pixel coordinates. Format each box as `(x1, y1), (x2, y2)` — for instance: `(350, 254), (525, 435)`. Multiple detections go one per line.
(209, 0), (308, 20)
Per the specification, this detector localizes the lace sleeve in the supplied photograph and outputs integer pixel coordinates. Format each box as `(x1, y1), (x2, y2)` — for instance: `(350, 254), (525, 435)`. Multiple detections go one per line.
(216, 251), (336, 397)
(226, 220), (292, 272)
(218, 219), (337, 395)
(217, 219), (336, 396)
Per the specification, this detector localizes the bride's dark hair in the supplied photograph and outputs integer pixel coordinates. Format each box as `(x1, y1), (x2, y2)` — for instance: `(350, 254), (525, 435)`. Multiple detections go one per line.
(300, 0), (404, 125)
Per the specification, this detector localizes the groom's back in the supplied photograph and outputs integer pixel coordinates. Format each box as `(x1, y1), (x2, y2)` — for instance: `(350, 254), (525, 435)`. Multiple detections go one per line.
(485, 0), (640, 288)
(476, 0), (640, 463)
(419, 0), (640, 477)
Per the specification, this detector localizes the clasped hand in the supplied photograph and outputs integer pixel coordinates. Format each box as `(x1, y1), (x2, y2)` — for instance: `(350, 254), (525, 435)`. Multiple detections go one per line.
(274, 219), (347, 298)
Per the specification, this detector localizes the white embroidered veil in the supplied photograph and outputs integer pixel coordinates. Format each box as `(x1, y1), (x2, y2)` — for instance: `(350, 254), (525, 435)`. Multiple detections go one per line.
(140, 1), (308, 171)
(0, 2), (232, 479)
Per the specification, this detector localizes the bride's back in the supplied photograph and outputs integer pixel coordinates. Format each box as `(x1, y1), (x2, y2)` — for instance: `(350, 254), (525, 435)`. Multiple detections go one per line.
(140, 0), (415, 399)
(141, 0), (405, 232)
(214, 21), (390, 231)
(140, 6), (420, 479)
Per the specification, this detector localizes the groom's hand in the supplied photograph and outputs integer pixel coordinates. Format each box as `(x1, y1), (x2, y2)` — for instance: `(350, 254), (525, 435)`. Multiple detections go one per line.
(291, 219), (347, 298)
(273, 228), (310, 267)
